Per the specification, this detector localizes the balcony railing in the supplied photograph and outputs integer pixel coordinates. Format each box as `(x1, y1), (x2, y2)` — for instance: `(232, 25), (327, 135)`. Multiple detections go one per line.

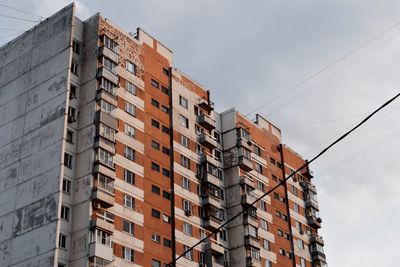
(197, 114), (216, 131)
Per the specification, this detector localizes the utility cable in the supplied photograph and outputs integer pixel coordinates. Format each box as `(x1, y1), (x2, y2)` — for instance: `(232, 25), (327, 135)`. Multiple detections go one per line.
(245, 21), (400, 117)
(166, 92), (400, 267)
(0, 14), (40, 23)
(0, 3), (44, 19)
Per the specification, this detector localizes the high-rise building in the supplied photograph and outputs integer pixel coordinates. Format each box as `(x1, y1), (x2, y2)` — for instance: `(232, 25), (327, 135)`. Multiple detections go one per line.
(0, 4), (327, 267)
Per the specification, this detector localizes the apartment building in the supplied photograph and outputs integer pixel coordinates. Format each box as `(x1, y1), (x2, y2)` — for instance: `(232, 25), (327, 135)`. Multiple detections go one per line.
(0, 3), (327, 267)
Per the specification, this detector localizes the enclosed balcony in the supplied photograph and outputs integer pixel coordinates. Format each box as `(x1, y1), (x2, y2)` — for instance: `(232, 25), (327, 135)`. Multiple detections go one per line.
(198, 97), (214, 112)
(310, 237), (327, 263)
(204, 240), (224, 256)
(240, 176), (254, 187)
(307, 214), (322, 229)
(198, 172), (221, 187)
(88, 242), (113, 262)
(91, 217), (114, 233)
(198, 132), (218, 149)
(305, 197), (320, 211)
(97, 67), (118, 85)
(244, 235), (260, 248)
(200, 152), (220, 167)
(241, 192), (257, 205)
(197, 114), (216, 131)
(246, 256), (261, 267)
(95, 110), (117, 131)
(237, 137), (253, 150)
(92, 187), (114, 208)
(202, 215), (221, 231)
(96, 88), (117, 107)
(243, 210), (258, 227)
(239, 155), (253, 172)
(98, 45), (119, 64)
(201, 194), (221, 208)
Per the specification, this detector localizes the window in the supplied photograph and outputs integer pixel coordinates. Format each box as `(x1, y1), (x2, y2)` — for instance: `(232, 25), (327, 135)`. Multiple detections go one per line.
(300, 258), (306, 267)
(245, 225), (258, 238)
(122, 247), (134, 262)
(182, 177), (191, 191)
(179, 95), (188, 109)
(152, 259), (161, 267)
(196, 144), (203, 155)
(124, 146), (135, 161)
(124, 195), (134, 209)
(59, 233), (67, 249)
(220, 229), (227, 241)
(254, 145), (261, 156)
(263, 239), (270, 251)
(161, 105), (169, 113)
(279, 248), (285, 255)
(71, 61), (78, 75)
(183, 245), (193, 260)
(214, 131), (221, 144)
(151, 98), (160, 108)
(68, 106), (76, 122)
(162, 125), (170, 134)
(99, 124), (115, 141)
(183, 222), (193, 236)
(163, 191), (171, 200)
(100, 78), (116, 95)
(277, 229), (283, 236)
(123, 220), (134, 235)
(182, 199), (192, 213)
(162, 146), (170, 155)
(162, 168), (170, 177)
(151, 162), (160, 172)
(151, 119), (160, 128)
(238, 128), (251, 141)
(126, 61), (136, 74)
(163, 68), (169, 76)
(125, 102), (136, 117)
(163, 239), (172, 248)
(151, 233), (161, 243)
(272, 174), (278, 181)
(180, 135), (189, 148)
(92, 229), (112, 247)
(66, 130), (73, 143)
(161, 86), (169, 95)
(126, 80), (136, 95)
(151, 185), (160, 195)
(100, 100), (115, 116)
(60, 205), (70, 221)
(255, 162), (263, 174)
(294, 203), (300, 213)
(151, 79), (159, 88)
(103, 57), (117, 74)
(69, 84), (77, 99)
(151, 140), (160, 150)
(102, 35), (118, 52)
(295, 221), (302, 232)
(58, 263), (66, 267)
(214, 149), (222, 162)
(291, 185), (298, 196)
(297, 239), (304, 249)
(181, 155), (190, 169)
(257, 181), (265, 192)
(125, 123), (135, 138)
(72, 40), (80, 54)
(162, 214), (171, 223)
(260, 219), (268, 230)
(249, 247), (260, 260)
(62, 179), (71, 194)
(179, 115), (189, 128)
(124, 169), (135, 185)
(152, 209), (161, 219)
(259, 200), (267, 211)
(64, 153), (73, 169)
(270, 157), (276, 165)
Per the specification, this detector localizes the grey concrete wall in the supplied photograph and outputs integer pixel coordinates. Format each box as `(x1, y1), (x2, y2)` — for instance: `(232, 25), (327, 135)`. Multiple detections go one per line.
(0, 4), (74, 267)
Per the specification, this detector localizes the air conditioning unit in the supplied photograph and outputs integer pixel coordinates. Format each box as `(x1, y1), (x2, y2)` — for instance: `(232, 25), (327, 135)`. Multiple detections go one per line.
(184, 210), (192, 216)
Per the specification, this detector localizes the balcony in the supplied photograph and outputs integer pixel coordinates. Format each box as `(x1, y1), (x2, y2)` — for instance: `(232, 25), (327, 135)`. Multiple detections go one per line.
(201, 194), (221, 208)
(88, 242), (113, 262)
(97, 67), (118, 85)
(93, 162), (116, 180)
(240, 176), (254, 187)
(96, 88), (117, 107)
(98, 45), (119, 64)
(305, 198), (319, 211)
(198, 133), (218, 149)
(241, 193), (257, 205)
(198, 97), (214, 112)
(200, 152), (220, 167)
(310, 235), (325, 246)
(244, 235), (260, 248)
(239, 156), (253, 172)
(307, 215), (322, 229)
(94, 136), (116, 155)
(91, 218), (114, 233)
(94, 110), (117, 131)
(204, 240), (224, 256)
(198, 172), (221, 187)
(243, 213), (258, 227)
(202, 216), (221, 231)
(237, 137), (252, 151)
(311, 250), (327, 263)
(92, 188), (114, 208)
(197, 114), (216, 131)
(246, 256), (261, 267)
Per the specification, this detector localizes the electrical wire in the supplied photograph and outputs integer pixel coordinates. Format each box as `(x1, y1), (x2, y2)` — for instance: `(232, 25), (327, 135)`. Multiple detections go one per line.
(0, 14), (40, 23)
(0, 3), (44, 19)
(166, 92), (400, 267)
(245, 21), (400, 117)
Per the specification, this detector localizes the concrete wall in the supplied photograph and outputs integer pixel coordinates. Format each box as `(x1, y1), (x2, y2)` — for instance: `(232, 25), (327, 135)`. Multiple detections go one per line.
(0, 4), (75, 267)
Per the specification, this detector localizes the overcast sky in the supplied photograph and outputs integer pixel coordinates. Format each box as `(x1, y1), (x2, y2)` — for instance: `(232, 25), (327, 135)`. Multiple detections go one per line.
(2, 1), (400, 266)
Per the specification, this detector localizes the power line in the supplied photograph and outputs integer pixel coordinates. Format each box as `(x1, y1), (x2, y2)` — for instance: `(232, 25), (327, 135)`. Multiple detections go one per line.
(0, 3), (44, 19)
(245, 21), (400, 117)
(0, 14), (40, 23)
(264, 30), (400, 117)
(166, 92), (400, 267)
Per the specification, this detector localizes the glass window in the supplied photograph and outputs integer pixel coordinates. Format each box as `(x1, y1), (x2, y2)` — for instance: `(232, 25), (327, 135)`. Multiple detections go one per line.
(123, 220), (134, 235)
(98, 149), (113, 167)
(124, 169), (135, 185)
(179, 96), (188, 109)
(103, 57), (117, 74)
(126, 80), (136, 95)
(125, 102), (136, 117)
(124, 195), (134, 209)
(126, 61), (136, 74)
(125, 123), (135, 138)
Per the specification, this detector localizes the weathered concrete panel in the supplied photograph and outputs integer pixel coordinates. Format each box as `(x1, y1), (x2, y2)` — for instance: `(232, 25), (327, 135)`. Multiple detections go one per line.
(0, 31), (34, 68)
(0, 163), (19, 194)
(0, 117), (25, 150)
(0, 212), (14, 243)
(0, 139), (22, 170)
(0, 93), (27, 126)
(0, 73), (29, 107)
(0, 239), (12, 266)
(10, 250), (54, 267)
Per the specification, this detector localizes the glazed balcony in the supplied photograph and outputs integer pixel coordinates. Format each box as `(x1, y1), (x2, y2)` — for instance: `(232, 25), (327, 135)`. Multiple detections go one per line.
(96, 88), (117, 107)
(241, 192), (257, 205)
(202, 215), (221, 231)
(97, 67), (118, 85)
(88, 242), (113, 262)
(239, 156), (253, 172)
(307, 215), (322, 229)
(198, 132), (218, 149)
(246, 256), (261, 267)
(92, 187), (114, 208)
(244, 235), (260, 248)
(237, 137), (253, 151)
(197, 114), (216, 131)
(204, 240), (224, 256)
(201, 194), (221, 208)
(200, 152), (220, 167)
(98, 45), (119, 64)
(90, 217), (114, 233)
(198, 172), (221, 187)
(94, 110), (117, 131)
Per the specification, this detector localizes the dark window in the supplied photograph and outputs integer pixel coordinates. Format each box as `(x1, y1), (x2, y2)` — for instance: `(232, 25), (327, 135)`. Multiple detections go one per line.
(162, 168), (170, 178)
(151, 162), (160, 172)
(62, 179), (71, 194)
(161, 86), (169, 95)
(163, 190), (171, 200)
(163, 239), (171, 247)
(162, 125), (170, 134)
(72, 40), (80, 54)
(151, 79), (159, 88)
(151, 140), (160, 150)
(152, 209), (161, 219)
(151, 119), (160, 129)
(66, 130), (73, 144)
(162, 146), (170, 155)
(163, 68), (169, 76)
(152, 185), (160, 194)
(64, 153), (73, 168)
(161, 105), (169, 113)
(69, 84), (77, 99)
(151, 98), (160, 108)
(124, 170), (135, 185)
